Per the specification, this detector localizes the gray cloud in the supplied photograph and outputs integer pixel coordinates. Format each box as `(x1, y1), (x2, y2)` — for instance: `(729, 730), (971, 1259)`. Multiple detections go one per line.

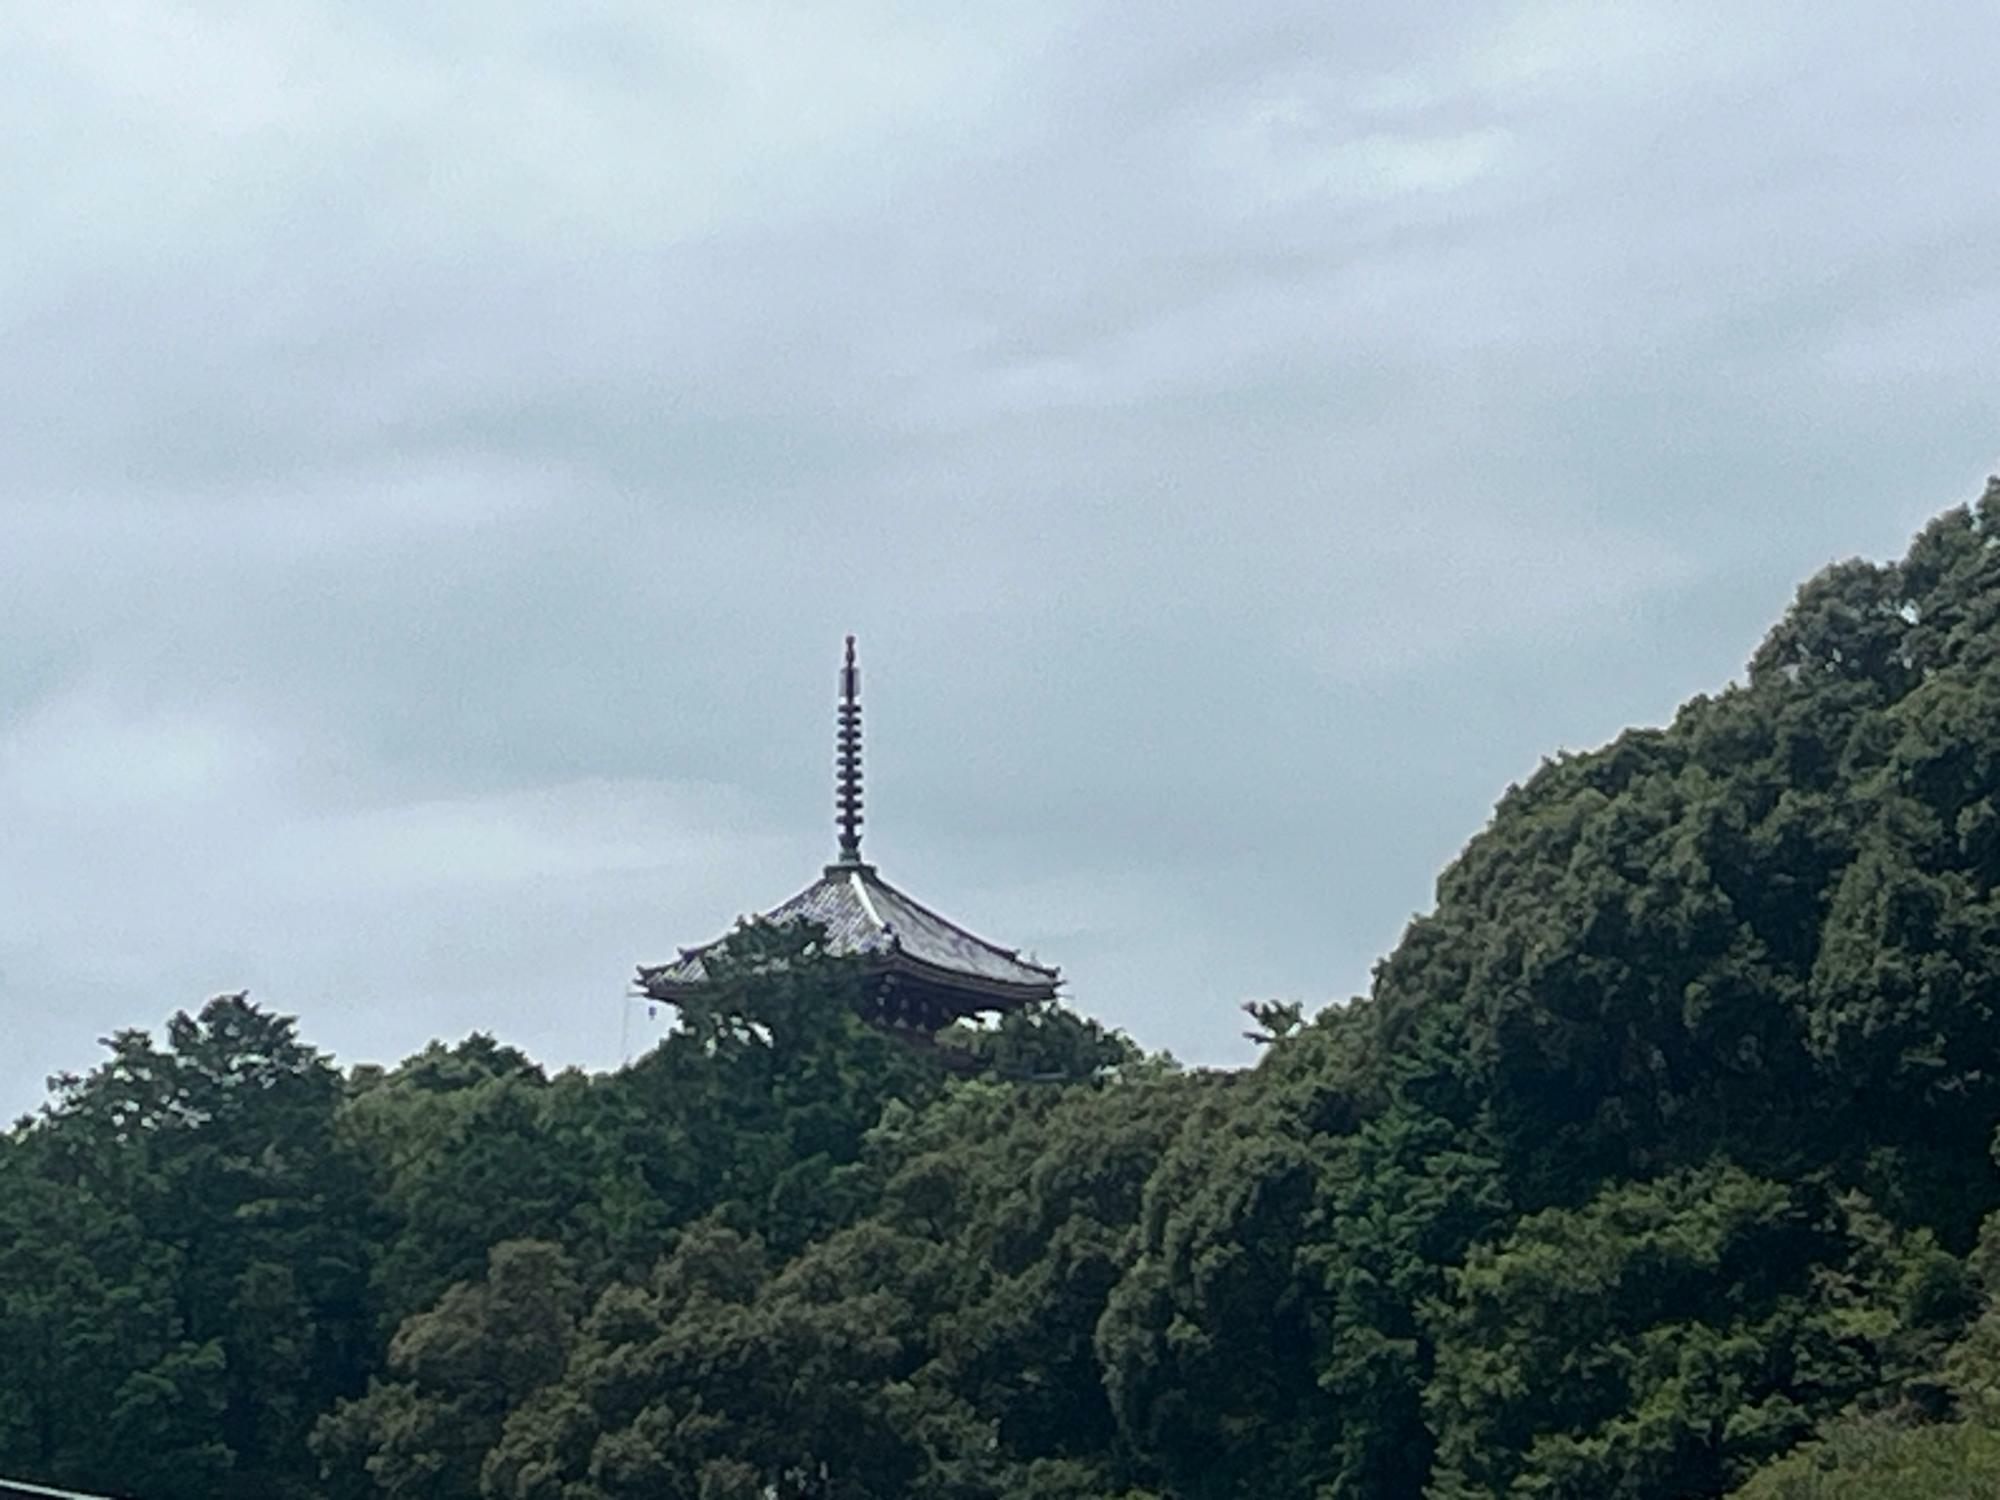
(4, 0), (1997, 1116)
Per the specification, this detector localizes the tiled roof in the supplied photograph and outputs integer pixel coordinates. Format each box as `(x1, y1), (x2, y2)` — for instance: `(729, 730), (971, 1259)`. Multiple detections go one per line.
(641, 863), (1058, 995)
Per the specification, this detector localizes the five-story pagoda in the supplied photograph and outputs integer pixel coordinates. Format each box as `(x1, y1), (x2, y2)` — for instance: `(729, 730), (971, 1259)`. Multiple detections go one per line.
(638, 638), (1060, 1032)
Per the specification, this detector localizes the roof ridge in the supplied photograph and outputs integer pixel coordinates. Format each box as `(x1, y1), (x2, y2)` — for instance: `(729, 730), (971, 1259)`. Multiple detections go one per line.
(860, 868), (1060, 979)
(846, 868), (889, 934)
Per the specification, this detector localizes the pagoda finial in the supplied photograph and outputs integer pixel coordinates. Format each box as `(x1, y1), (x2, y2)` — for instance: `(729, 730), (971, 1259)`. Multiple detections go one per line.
(836, 635), (864, 864)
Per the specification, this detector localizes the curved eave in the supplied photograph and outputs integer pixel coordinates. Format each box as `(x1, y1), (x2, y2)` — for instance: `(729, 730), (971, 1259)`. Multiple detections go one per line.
(858, 869), (1063, 984)
(874, 946), (1060, 1007)
(637, 947), (1058, 1011)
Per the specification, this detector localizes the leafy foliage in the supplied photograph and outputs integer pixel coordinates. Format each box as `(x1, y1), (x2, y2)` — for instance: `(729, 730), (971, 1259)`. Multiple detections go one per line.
(5, 485), (2000, 1497)
(1728, 1417), (2000, 1499)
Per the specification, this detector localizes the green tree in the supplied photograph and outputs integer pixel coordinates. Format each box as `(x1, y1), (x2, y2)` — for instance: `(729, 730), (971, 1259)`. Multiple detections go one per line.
(1426, 1166), (1965, 1499)
(1726, 1419), (2000, 1499)
(314, 1239), (580, 1500)
(0, 994), (371, 1499)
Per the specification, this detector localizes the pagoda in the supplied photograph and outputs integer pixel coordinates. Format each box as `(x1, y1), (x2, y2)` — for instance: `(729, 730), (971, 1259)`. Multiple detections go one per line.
(637, 638), (1060, 1032)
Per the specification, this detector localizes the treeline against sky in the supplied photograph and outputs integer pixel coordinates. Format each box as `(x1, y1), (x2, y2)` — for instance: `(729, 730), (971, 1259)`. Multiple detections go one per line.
(6, 486), (2000, 1499)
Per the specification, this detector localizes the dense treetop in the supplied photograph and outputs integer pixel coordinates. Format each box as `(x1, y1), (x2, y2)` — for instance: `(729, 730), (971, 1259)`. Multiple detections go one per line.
(5, 484), (2000, 1498)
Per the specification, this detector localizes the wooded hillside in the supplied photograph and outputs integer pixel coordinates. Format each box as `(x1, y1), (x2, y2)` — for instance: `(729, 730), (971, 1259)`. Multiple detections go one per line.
(6, 484), (2000, 1499)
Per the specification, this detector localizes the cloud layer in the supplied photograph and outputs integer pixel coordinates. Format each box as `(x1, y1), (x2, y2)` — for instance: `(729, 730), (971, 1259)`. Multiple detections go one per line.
(4, 0), (1997, 1116)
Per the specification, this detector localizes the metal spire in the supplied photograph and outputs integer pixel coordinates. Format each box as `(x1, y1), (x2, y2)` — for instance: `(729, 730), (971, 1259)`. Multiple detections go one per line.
(835, 635), (864, 864)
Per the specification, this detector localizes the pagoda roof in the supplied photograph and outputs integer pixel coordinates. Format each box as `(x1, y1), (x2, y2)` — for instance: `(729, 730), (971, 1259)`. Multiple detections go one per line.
(638, 637), (1060, 1018)
(638, 860), (1060, 1003)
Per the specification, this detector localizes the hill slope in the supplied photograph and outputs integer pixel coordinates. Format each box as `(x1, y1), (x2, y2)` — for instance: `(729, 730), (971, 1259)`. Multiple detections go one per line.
(4, 482), (1999, 1499)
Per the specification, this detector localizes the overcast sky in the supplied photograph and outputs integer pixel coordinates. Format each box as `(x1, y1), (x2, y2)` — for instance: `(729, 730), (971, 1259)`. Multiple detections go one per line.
(3, 0), (1996, 1118)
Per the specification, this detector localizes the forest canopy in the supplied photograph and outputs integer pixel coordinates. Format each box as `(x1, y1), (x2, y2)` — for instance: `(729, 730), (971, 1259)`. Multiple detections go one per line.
(6, 483), (2000, 1499)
